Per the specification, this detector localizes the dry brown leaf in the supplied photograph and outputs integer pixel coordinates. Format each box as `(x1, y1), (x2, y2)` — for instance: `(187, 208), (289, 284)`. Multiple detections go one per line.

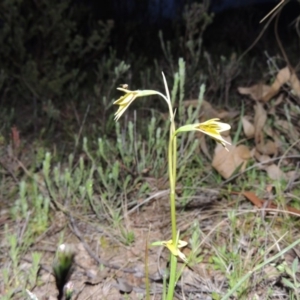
(263, 124), (274, 138)
(256, 140), (278, 156)
(271, 67), (289, 90)
(239, 67), (300, 102)
(231, 191), (300, 216)
(277, 119), (300, 140)
(262, 67), (290, 101)
(262, 67), (300, 101)
(286, 170), (300, 182)
(263, 164), (287, 181)
(242, 116), (255, 138)
(264, 126), (283, 149)
(236, 145), (252, 160)
(212, 138), (251, 179)
(238, 83), (271, 101)
(254, 102), (267, 144)
(273, 93), (285, 106)
(183, 99), (219, 119)
(254, 151), (271, 163)
(183, 99), (233, 120)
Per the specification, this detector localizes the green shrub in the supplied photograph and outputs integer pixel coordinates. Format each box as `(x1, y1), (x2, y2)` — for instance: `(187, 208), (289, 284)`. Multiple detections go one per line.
(0, 0), (113, 103)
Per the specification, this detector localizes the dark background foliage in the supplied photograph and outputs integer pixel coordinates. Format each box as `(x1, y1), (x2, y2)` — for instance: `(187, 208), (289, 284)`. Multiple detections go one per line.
(0, 0), (299, 118)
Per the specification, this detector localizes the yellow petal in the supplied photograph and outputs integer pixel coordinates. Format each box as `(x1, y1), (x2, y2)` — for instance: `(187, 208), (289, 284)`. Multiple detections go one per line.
(113, 88), (161, 121)
(113, 92), (138, 121)
(195, 118), (231, 150)
(177, 251), (188, 263)
(177, 240), (188, 248)
(114, 105), (128, 121)
(162, 240), (188, 262)
(113, 93), (136, 105)
(197, 118), (231, 133)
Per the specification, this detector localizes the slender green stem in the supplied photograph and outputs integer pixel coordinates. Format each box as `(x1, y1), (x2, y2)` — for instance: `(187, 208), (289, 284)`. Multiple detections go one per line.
(169, 128), (177, 241)
(160, 73), (179, 299)
(167, 252), (177, 299)
(167, 118), (178, 300)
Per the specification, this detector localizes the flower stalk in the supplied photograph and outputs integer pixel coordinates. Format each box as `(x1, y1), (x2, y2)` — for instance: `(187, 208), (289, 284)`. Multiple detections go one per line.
(113, 73), (230, 300)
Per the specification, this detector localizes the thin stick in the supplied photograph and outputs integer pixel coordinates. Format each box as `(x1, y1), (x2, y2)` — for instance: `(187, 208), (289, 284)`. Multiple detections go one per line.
(260, 0), (285, 23)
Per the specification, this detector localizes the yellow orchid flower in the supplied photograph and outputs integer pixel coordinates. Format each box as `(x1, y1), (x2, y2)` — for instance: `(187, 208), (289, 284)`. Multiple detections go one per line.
(113, 88), (160, 121)
(162, 239), (188, 263)
(152, 239), (188, 263)
(175, 118), (231, 150)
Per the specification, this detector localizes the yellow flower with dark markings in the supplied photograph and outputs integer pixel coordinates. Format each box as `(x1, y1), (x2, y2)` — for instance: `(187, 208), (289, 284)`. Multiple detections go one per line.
(152, 239), (188, 263)
(175, 118), (231, 150)
(114, 88), (160, 121)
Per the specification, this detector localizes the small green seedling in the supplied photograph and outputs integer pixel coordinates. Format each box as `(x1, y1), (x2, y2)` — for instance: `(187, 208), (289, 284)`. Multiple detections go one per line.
(52, 244), (75, 300)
